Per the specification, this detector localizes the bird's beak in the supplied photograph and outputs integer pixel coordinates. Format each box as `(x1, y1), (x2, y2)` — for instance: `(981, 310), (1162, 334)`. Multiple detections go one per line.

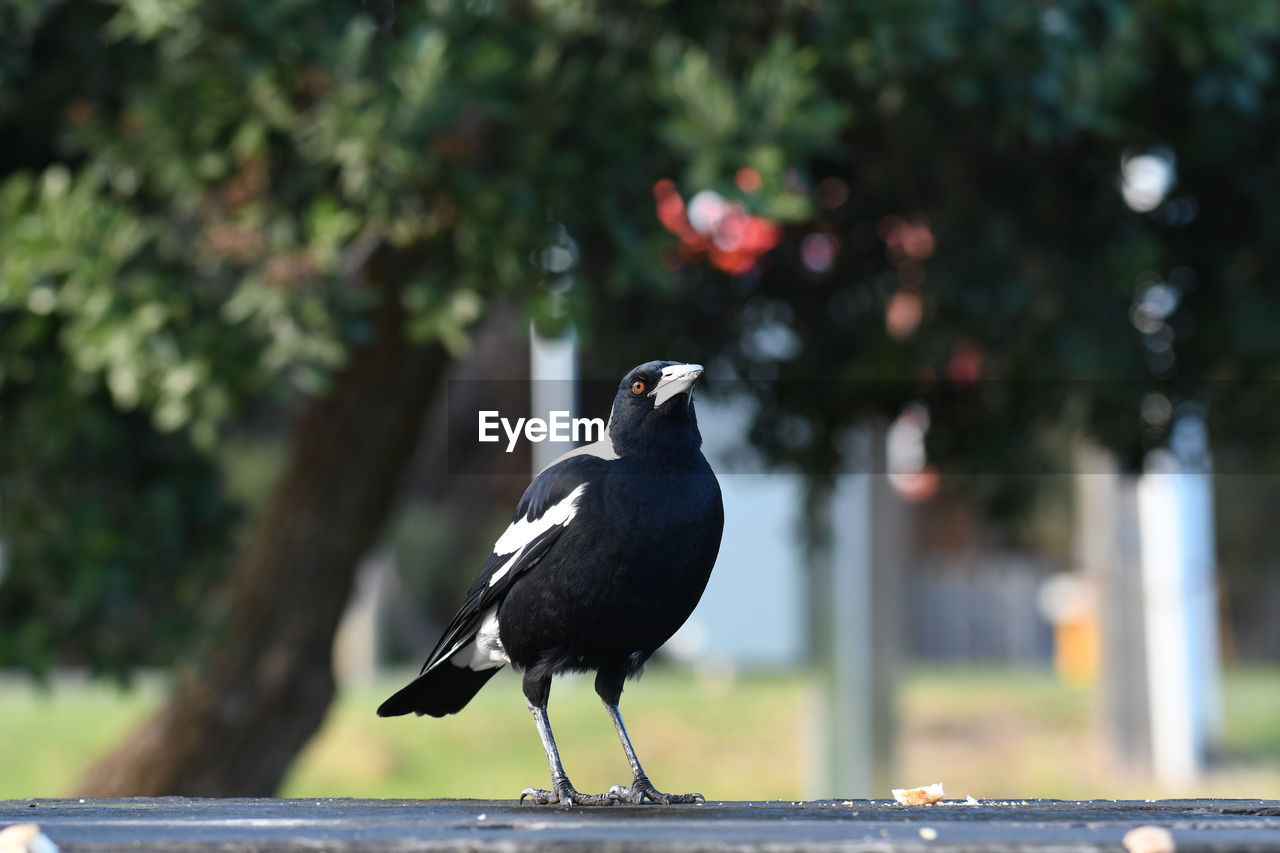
(649, 363), (704, 409)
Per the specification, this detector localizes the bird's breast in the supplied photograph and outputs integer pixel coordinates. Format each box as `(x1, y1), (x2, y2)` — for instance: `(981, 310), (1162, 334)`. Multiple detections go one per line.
(496, 457), (723, 674)
(591, 466), (722, 579)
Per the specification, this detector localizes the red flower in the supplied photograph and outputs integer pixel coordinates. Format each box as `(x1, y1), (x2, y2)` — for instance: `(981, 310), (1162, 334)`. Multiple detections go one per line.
(653, 179), (782, 274)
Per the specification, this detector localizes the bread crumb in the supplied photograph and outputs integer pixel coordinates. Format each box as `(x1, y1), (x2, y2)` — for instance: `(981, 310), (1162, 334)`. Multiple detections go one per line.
(0, 824), (59, 853)
(892, 782), (945, 806)
(1122, 825), (1176, 853)
(918, 827), (938, 840)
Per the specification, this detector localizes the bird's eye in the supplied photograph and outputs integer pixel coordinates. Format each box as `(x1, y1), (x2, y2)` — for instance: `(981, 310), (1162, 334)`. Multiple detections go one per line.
(631, 379), (646, 395)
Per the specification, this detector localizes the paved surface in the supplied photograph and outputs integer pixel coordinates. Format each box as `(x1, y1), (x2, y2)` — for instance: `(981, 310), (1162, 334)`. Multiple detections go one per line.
(3, 797), (1280, 851)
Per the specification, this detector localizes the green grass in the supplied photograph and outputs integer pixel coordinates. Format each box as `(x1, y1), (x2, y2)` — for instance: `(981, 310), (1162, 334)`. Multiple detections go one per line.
(896, 664), (1280, 800)
(1221, 665), (1280, 761)
(284, 667), (809, 800)
(896, 664), (1097, 799)
(2, 664), (1278, 801)
(0, 676), (163, 798)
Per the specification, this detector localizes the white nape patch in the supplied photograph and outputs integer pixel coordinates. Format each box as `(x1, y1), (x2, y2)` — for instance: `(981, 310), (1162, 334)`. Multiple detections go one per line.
(487, 483), (587, 587)
(536, 429), (619, 474)
(649, 363), (703, 408)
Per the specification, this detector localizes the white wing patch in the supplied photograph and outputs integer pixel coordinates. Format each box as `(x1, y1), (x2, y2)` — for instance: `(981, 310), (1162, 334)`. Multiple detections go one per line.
(448, 608), (509, 671)
(468, 607), (508, 669)
(488, 483), (587, 587)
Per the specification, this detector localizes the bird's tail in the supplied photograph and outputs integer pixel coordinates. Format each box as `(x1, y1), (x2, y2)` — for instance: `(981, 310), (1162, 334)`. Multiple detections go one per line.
(377, 662), (502, 718)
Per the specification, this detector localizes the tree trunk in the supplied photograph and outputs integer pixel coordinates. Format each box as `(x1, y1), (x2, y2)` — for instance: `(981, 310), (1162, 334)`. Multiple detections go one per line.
(79, 274), (450, 796)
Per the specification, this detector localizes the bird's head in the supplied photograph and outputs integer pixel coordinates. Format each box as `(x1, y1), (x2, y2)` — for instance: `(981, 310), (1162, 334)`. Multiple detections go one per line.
(606, 361), (705, 456)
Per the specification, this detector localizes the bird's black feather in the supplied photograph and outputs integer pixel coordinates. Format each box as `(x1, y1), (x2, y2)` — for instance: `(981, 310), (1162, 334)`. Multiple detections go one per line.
(376, 660), (500, 718)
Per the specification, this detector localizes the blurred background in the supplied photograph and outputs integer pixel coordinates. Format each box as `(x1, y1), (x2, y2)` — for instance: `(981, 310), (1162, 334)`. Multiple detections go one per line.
(2, 0), (1279, 802)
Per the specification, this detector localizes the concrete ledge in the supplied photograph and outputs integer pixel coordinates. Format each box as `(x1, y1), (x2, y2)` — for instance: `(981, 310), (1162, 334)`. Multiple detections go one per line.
(4, 797), (1280, 851)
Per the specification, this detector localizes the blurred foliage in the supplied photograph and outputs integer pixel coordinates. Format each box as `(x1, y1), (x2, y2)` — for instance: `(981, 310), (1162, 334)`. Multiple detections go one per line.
(584, 1), (1280, 518)
(0, 0), (840, 675)
(0, 312), (235, 678)
(3, 0), (1280, 674)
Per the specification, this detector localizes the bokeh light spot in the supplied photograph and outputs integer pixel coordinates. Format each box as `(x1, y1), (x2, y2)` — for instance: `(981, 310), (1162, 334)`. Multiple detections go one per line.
(735, 167), (763, 194)
(1121, 148), (1176, 212)
(1142, 393), (1173, 427)
(886, 290), (923, 340)
(800, 233), (839, 273)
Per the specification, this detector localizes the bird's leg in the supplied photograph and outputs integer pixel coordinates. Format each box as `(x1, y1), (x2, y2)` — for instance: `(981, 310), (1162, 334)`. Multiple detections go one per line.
(519, 672), (620, 806)
(596, 671), (704, 805)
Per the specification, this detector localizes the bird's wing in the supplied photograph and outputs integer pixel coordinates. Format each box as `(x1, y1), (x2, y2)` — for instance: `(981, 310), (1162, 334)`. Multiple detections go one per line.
(416, 454), (609, 675)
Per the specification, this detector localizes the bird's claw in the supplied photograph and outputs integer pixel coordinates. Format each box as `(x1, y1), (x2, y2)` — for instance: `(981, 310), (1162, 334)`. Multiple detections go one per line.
(609, 775), (704, 805)
(520, 783), (623, 806)
(520, 787), (556, 805)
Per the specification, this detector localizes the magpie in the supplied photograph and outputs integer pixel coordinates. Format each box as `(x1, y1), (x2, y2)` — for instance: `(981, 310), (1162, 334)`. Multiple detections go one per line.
(378, 361), (724, 806)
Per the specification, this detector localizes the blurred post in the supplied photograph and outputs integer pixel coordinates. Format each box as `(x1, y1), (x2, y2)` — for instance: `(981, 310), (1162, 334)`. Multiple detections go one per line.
(529, 324), (578, 476)
(530, 223), (580, 476)
(817, 424), (902, 797)
(1137, 411), (1222, 786)
(1076, 445), (1150, 774)
(333, 551), (394, 687)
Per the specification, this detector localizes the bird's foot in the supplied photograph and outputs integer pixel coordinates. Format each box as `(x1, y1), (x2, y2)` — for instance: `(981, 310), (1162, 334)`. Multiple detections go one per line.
(520, 778), (623, 806)
(608, 774), (705, 805)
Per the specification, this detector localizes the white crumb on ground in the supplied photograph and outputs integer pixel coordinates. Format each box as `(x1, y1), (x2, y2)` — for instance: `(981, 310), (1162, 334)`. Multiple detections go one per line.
(892, 782), (945, 806)
(1123, 825), (1176, 853)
